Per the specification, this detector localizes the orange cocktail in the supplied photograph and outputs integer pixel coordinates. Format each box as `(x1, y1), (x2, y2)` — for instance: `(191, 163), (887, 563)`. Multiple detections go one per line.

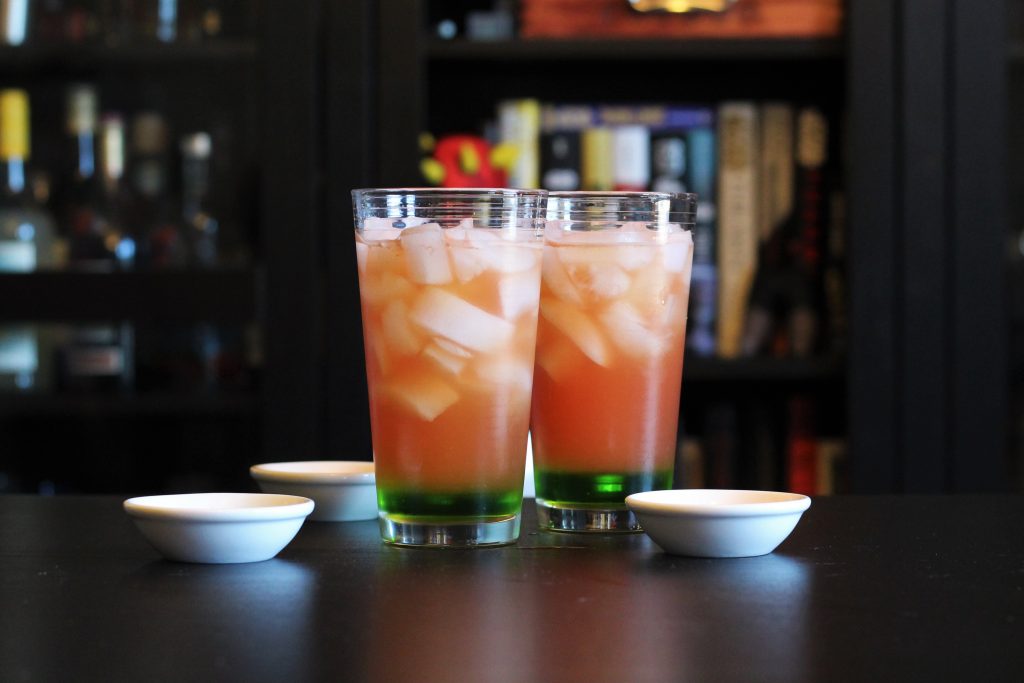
(530, 192), (695, 532)
(353, 189), (545, 547)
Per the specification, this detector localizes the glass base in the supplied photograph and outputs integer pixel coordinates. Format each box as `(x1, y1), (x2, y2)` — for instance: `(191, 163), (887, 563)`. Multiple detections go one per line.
(535, 499), (642, 533)
(378, 513), (520, 548)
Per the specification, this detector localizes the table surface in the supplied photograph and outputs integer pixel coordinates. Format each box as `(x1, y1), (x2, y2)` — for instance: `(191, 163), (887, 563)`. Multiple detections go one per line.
(2, 495), (1023, 683)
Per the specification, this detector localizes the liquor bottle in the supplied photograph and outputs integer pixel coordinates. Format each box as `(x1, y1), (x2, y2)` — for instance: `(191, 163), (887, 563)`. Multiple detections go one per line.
(1, 0), (30, 45)
(181, 0), (223, 42)
(180, 132), (218, 267)
(130, 111), (183, 268)
(0, 90), (58, 392)
(180, 132), (222, 389)
(63, 84), (102, 264)
(137, 0), (179, 42)
(97, 113), (136, 268)
(59, 112), (135, 393)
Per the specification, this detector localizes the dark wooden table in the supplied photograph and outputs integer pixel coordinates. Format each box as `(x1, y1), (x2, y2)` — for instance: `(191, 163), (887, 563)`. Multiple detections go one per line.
(2, 495), (1022, 682)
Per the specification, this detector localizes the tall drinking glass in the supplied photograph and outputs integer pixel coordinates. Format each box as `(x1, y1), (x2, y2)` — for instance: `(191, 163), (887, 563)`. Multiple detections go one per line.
(352, 188), (547, 547)
(531, 191), (696, 532)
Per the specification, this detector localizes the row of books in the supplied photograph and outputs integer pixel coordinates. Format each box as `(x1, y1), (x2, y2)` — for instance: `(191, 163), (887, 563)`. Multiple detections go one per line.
(493, 99), (845, 359)
(676, 396), (847, 496)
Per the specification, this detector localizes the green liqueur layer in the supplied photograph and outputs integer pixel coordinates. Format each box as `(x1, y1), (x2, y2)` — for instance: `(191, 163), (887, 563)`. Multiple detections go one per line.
(377, 487), (522, 521)
(535, 469), (673, 508)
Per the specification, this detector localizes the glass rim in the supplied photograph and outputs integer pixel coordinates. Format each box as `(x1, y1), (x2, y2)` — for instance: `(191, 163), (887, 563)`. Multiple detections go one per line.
(352, 187), (549, 198)
(546, 190), (698, 202)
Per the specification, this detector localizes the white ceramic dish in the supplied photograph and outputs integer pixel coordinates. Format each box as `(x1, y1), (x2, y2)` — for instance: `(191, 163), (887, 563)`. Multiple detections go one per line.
(250, 461), (377, 522)
(625, 489), (811, 558)
(124, 493), (314, 563)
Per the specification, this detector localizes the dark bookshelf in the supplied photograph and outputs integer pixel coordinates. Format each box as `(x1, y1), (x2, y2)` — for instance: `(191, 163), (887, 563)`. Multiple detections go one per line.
(0, 0), (316, 495)
(0, 393), (259, 418)
(684, 357), (845, 383)
(426, 37), (845, 62)
(0, 41), (259, 73)
(0, 270), (260, 323)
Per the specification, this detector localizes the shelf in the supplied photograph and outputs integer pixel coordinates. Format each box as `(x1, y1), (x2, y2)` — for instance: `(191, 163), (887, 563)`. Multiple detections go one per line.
(426, 37), (845, 63)
(1010, 41), (1024, 64)
(0, 392), (259, 418)
(0, 40), (258, 72)
(0, 269), (260, 323)
(683, 355), (845, 383)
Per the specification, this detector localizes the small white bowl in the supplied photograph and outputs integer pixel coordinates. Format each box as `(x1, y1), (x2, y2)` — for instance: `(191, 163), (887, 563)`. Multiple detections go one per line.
(250, 461), (377, 522)
(626, 489), (811, 558)
(124, 493), (314, 564)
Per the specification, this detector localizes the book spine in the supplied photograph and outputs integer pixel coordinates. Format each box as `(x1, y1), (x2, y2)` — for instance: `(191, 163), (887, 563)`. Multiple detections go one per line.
(758, 102), (795, 243)
(581, 127), (614, 191)
(823, 190), (847, 354)
(611, 125), (650, 191)
(789, 106), (829, 357)
(650, 131), (687, 194)
(686, 125), (718, 357)
(540, 130), (582, 191)
(786, 396), (817, 495)
(498, 99), (541, 189)
(741, 102), (796, 357)
(716, 102), (760, 359)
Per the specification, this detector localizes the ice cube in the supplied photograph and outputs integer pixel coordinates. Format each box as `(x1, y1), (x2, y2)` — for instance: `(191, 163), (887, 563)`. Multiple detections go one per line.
(410, 289), (515, 353)
(443, 227), (469, 244)
(486, 244), (539, 274)
(354, 240), (368, 276)
(557, 243), (654, 271)
(362, 217), (403, 233)
(658, 293), (688, 330)
(466, 229), (501, 246)
(449, 245), (489, 283)
(663, 240), (691, 273)
(423, 342), (467, 375)
(382, 300), (423, 356)
(567, 262), (631, 300)
(535, 338), (581, 382)
(540, 298), (611, 367)
(384, 374), (459, 421)
(542, 249), (583, 305)
(473, 357), (534, 394)
(433, 337), (472, 358)
(400, 223), (453, 285)
(499, 270), (541, 319)
(599, 301), (668, 358)
(360, 271), (415, 307)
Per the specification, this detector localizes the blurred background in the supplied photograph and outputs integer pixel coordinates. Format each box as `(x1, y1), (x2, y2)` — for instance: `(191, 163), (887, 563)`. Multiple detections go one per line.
(0, 0), (1018, 495)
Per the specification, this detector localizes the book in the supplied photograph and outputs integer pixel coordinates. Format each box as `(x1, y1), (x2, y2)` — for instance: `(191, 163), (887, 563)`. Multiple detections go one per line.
(581, 126), (614, 191)
(785, 396), (817, 495)
(611, 125), (650, 191)
(497, 99), (541, 189)
(540, 103), (594, 191)
(685, 124), (718, 357)
(741, 102), (796, 357)
(540, 130), (582, 191)
(814, 438), (847, 495)
(789, 106), (829, 357)
(823, 189), (847, 354)
(716, 101), (760, 358)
